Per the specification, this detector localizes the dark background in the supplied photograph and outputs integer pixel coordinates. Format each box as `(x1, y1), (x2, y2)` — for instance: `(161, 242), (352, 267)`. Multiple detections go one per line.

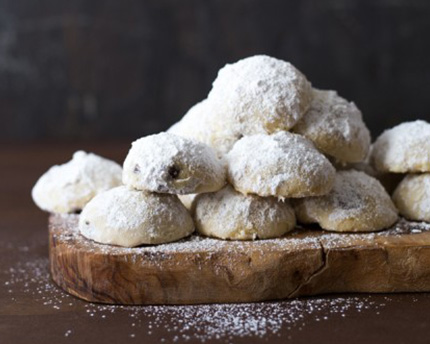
(1, 0), (430, 141)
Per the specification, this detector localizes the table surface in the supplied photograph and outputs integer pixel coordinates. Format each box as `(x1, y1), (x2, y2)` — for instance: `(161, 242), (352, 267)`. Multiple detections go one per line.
(2, 141), (430, 344)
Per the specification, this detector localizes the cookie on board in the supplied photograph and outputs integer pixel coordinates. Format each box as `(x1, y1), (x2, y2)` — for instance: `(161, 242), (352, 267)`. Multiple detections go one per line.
(194, 185), (296, 240)
(79, 186), (194, 247)
(32, 151), (122, 214)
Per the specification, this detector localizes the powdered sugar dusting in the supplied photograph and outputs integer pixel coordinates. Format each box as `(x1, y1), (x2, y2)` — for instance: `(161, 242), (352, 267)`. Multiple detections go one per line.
(2, 238), (395, 343)
(371, 120), (430, 173)
(226, 132), (335, 197)
(79, 186), (194, 247)
(31, 151), (123, 214)
(123, 132), (226, 194)
(208, 55), (312, 134)
(293, 89), (371, 163)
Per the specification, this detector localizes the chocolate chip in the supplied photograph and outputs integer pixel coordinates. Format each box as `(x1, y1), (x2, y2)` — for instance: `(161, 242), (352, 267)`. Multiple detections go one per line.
(85, 221), (90, 225)
(133, 164), (140, 173)
(168, 165), (180, 179)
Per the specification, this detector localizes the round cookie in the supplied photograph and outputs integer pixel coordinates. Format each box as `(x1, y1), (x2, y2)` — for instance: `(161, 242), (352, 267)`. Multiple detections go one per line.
(168, 99), (241, 156)
(293, 89), (371, 163)
(370, 120), (430, 173)
(208, 55), (312, 135)
(32, 151), (122, 214)
(79, 186), (194, 247)
(293, 170), (399, 232)
(123, 133), (226, 194)
(226, 131), (336, 198)
(392, 174), (430, 222)
(194, 185), (296, 240)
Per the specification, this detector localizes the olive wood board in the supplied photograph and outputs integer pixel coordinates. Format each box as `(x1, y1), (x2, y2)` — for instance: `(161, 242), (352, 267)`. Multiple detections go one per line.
(49, 214), (430, 305)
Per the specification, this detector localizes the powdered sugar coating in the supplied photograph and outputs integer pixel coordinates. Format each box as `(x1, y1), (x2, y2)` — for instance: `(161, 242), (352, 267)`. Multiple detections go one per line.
(208, 55), (312, 135)
(371, 120), (430, 173)
(168, 99), (241, 156)
(226, 132), (335, 198)
(123, 133), (226, 195)
(293, 89), (371, 163)
(194, 185), (296, 240)
(393, 173), (430, 222)
(79, 186), (194, 247)
(32, 151), (122, 214)
(293, 170), (398, 232)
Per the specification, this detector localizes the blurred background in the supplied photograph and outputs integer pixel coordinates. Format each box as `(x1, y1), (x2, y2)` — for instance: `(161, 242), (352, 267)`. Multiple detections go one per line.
(1, 0), (430, 141)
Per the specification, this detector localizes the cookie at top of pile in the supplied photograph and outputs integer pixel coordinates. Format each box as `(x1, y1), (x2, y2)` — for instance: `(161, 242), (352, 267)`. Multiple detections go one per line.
(32, 151), (122, 214)
(293, 89), (371, 163)
(194, 185), (296, 240)
(79, 186), (194, 247)
(293, 170), (398, 232)
(226, 131), (335, 198)
(208, 55), (312, 135)
(168, 99), (241, 157)
(370, 120), (430, 173)
(392, 174), (430, 222)
(123, 133), (226, 195)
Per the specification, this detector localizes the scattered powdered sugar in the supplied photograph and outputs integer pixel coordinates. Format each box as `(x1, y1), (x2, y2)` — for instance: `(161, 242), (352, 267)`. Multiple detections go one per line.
(226, 131), (335, 197)
(208, 55), (313, 135)
(292, 88), (371, 163)
(371, 120), (430, 173)
(31, 150), (122, 214)
(2, 240), (393, 343)
(123, 132), (226, 194)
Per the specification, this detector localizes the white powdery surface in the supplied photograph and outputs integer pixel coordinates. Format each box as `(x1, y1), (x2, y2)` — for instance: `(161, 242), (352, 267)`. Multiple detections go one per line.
(371, 120), (430, 173)
(79, 186), (194, 247)
(293, 89), (371, 163)
(226, 131), (335, 197)
(31, 151), (123, 213)
(168, 99), (241, 156)
(123, 132), (226, 194)
(208, 55), (312, 135)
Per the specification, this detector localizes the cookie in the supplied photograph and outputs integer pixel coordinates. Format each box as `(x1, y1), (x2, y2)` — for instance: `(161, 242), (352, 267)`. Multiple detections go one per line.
(208, 55), (312, 135)
(168, 99), (241, 157)
(393, 174), (430, 222)
(194, 185), (296, 240)
(79, 186), (194, 247)
(226, 131), (335, 198)
(293, 170), (398, 232)
(293, 89), (371, 163)
(123, 133), (226, 194)
(32, 151), (122, 214)
(371, 120), (430, 173)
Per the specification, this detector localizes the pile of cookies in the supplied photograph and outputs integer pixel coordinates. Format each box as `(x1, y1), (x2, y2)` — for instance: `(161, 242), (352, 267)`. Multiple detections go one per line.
(32, 55), (428, 247)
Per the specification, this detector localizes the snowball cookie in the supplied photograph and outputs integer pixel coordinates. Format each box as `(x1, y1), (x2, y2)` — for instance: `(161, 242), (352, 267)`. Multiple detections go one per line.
(194, 185), (296, 240)
(178, 194), (198, 213)
(32, 151), (122, 214)
(226, 132), (336, 198)
(123, 133), (226, 194)
(208, 55), (312, 135)
(371, 120), (430, 173)
(392, 174), (430, 222)
(293, 89), (371, 163)
(293, 170), (399, 232)
(168, 99), (241, 156)
(79, 186), (194, 247)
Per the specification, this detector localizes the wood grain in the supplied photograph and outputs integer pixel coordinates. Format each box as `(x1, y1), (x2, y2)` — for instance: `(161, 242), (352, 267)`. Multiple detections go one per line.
(49, 214), (430, 305)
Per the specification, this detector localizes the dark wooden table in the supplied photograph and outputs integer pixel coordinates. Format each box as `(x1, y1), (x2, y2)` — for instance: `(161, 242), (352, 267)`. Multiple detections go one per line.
(1, 141), (430, 344)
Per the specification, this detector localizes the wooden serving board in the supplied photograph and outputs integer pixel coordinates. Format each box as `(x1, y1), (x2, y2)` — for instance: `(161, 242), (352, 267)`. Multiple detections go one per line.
(49, 214), (430, 305)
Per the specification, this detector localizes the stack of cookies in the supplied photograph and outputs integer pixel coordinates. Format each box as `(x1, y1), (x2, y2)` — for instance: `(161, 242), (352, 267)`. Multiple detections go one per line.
(33, 54), (428, 248)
